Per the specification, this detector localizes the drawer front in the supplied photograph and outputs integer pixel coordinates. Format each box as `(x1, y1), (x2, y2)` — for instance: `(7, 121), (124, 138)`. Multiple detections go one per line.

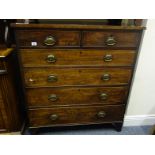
(20, 49), (136, 67)
(24, 68), (132, 87)
(83, 31), (140, 48)
(16, 30), (80, 48)
(28, 105), (125, 127)
(26, 86), (128, 107)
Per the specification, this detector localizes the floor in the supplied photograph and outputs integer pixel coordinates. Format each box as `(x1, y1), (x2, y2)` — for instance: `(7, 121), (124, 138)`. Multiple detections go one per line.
(25, 125), (152, 135)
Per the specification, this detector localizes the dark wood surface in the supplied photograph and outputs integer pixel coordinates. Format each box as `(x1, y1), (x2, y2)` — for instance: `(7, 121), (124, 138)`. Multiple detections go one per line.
(0, 49), (22, 132)
(24, 67), (132, 87)
(20, 49), (136, 67)
(28, 105), (125, 127)
(83, 31), (140, 48)
(16, 30), (81, 48)
(15, 29), (141, 49)
(12, 23), (145, 30)
(12, 22), (144, 133)
(0, 90), (6, 132)
(0, 48), (12, 58)
(26, 86), (128, 107)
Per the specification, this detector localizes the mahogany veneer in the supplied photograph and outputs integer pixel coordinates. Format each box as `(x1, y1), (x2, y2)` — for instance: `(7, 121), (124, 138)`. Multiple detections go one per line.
(12, 22), (145, 134)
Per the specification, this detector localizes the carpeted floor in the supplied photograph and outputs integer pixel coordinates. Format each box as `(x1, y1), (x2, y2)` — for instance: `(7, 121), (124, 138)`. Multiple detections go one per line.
(25, 125), (152, 135)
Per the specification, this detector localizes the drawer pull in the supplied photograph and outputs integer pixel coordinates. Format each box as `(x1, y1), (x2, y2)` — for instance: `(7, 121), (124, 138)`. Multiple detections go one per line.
(101, 74), (111, 81)
(48, 94), (58, 102)
(46, 54), (57, 63)
(47, 75), (58, 82)
(44, 36), (56, 46)
(28, 78), (35, 82)
(104, 54), (113, 62)
(105, 36), (117, 46)
(97, 111), (106, 118)
(50, 114), (58, 121)
(100, 93), (108, 100)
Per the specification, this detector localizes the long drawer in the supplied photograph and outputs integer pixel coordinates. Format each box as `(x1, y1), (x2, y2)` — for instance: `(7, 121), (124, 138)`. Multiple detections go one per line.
(24, 68), (132, 87)
(83, 31), (140, 48)
(26, 86), (128, 107)
(16, 30), (80, 48)
(28, 105), (125, 127)
(20, 49), (136, 67)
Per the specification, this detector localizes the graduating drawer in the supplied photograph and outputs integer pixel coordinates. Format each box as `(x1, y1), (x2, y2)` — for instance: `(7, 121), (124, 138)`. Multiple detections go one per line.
(20, 49), (136, 67)
(16, 30), (80, 48)
(83, 31), (140, 48)
(26, 86), (128, 107)
(24, 68), (132, 87)
(28, 105), (125, 127)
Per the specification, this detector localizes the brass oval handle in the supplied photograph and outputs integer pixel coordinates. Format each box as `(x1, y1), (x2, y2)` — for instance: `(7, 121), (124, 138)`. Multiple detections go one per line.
(49, 114), (58, 121)
(47, 75), (58, 82)
(100, 93), (108, 100)
(97, 111), (106, 118)
(105, 36), (117, 46)
(46, 54), (57, 63)
(48, 94), (58, 102)
(104, 54), (113, 62)
(44, 36), (56, 46)
(29, 78), (35, 82)
(101, 74), (111, 81)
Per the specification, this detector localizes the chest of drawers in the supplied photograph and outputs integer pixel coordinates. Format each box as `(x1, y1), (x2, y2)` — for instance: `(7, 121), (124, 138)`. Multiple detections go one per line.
(12, 23), (144, 133)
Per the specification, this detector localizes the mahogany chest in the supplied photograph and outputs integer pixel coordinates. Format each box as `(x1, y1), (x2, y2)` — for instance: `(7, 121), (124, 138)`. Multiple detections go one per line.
(12, 22), (144, 133)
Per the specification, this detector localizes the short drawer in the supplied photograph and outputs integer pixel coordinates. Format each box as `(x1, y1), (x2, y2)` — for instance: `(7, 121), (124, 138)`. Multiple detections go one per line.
(83, 31), (140, 48)
(28, 105), (125, 127)
(16, 30), (80, 48)
(20, 49), (136, 67)
(26, 86), (128, 107)
(24, 68), (132, 87)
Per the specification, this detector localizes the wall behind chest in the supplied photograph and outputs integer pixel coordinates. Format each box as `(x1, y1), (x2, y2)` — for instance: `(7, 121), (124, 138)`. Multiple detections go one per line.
(126, 20), (155, 120)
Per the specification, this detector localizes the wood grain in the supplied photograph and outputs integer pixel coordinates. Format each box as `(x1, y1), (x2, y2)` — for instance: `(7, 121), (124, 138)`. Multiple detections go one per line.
(24, 68), (132, 87)
(0, 48), (13, 59)
(16, 30), (80, 48)
(20, 49), (136, 67)
(0, 52), (21, 132)
(28, 105), (125, 127)
(12, 22), (144, 131)
(11, 23), (145, 30)
(26, 86), (128, 107)
(83, 31), (140, 48)
(0, 90), (5, 131)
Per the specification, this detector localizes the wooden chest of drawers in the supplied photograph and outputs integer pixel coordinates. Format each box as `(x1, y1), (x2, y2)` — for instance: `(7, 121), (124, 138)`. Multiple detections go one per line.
(12, 23), (144, 133)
